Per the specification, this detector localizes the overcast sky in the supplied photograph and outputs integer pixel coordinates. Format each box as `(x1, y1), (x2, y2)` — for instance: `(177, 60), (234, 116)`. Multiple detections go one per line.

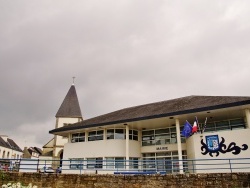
(1, 1), (250, 149)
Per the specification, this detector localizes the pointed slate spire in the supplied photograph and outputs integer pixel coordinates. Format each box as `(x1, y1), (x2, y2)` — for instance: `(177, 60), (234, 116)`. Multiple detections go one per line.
(55, 84), (82, 118)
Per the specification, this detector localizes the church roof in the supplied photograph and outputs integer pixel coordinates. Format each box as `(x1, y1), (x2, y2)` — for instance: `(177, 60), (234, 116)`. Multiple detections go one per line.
(55, 84), (82, 118)
(50, 95), (250, 134)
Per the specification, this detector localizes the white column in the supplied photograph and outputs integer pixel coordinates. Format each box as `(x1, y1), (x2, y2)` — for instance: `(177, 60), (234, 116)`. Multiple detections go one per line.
(175, 118), (183, 174)
(126, 125), (130, 170)
(245, 109), (250, 129)
(103, 128), (107, 140)
(102, 157), (106, 170)
(102, 129), (107, 170)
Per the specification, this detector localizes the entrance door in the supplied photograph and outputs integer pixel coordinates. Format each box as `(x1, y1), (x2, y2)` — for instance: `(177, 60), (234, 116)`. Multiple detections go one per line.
(156, 157), (172, 173)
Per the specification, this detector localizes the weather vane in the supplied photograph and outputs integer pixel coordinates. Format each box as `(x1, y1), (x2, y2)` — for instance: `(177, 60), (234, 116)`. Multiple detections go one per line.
(72, 76), (75, 84)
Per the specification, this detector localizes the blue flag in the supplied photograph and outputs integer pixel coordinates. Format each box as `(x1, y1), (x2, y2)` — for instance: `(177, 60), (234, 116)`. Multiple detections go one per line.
(181, 121), (192, 138)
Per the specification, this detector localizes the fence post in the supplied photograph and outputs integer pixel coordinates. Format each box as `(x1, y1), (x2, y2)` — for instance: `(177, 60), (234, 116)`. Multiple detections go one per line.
(229, 159), (232, 173)
(80, 160), (82, 175)
(192, 159), (194, 173)
(37, 159), (39, 172)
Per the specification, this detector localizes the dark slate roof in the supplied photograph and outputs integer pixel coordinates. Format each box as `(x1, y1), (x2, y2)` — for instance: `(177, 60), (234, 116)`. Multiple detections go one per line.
(55, 84), (82, 118)
(27, 147), (42, 155)
(33, 147), (43, 155)
(50, 95), (250, 134)
(7, 138), (23, 152)
(0, 137), (10, 148)
(0, 137), (23, 152)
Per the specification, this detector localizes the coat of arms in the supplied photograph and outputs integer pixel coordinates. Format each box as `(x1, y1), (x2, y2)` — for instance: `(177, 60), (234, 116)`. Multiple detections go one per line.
(201, 135), (248, 157)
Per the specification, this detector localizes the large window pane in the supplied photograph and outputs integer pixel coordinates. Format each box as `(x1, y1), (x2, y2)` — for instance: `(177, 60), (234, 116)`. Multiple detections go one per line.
(107, 129), (114, 139)
(88, 130), (103, 141)
(115, 158), (125, 169)
(115, 129), (125, 139)
(87, 158), (103, 169)
(71, 133), (85, 143)
(142, 130), (154, 136)
(155, 129), (169, 134)
(216, 121), (229, 131)
(106, 157), (114, 169)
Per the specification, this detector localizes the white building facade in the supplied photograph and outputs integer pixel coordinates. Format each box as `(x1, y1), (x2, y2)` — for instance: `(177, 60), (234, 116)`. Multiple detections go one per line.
(50, 92), (250, 174)
(0, 135), (23, 160)
(0, 135), (23, 170)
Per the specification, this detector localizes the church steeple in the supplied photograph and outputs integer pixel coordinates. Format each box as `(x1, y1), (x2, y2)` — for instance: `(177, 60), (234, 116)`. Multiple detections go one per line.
(55, 84), (82, 118)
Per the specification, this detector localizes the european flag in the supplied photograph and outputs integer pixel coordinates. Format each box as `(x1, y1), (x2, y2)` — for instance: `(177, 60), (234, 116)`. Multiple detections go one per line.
(181, 121), (192, 138)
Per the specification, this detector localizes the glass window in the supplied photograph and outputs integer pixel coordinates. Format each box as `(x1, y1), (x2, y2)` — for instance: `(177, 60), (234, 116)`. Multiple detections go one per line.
(129, 158), (139, 169)
(106, 157), (126, 169)
(107, 129), (114, 139)
(155, 135), (170, 145)
(142, 151), (187, 173)
(88, 130), (103, 141)
(115, 157), (125, 169)
(88, 131), (96, 136)
(230, 118), (245, 129)
(170, 127), (176, 133)
(87, 158), (103, 169)
(204, 122), (215, 132)
(216, 121), (229, 131)
(106, 157), (114, 169)
(155, 129), (169, 135)
(106, 129), (125, 140)
(143, 158), (155, 171)
(129, 130), (138, 141)
(142, 135), (154, 141)
(142, 127), (179, 146)
(142, 140), (155, 146)
(115, 129), (125, 139)
(71, 133), (85, 143)
(69, 158), (84, 169)
(230, 118), (244, 125)
(142, 130), (154, 136)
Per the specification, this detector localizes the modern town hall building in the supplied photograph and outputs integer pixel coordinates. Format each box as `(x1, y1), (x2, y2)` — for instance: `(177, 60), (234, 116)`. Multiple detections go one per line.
(49, 84), (250, 174)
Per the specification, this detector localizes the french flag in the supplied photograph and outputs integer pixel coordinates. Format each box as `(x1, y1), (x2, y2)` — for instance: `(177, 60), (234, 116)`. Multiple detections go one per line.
(192, 117), (199, 133)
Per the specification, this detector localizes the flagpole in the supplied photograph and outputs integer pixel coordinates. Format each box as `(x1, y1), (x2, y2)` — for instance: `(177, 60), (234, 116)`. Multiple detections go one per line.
(202, 117), (208, 133)
(196, 116), (201, 134)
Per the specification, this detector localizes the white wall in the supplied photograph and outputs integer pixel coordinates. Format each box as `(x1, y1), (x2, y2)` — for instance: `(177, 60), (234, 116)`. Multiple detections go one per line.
(62, 139), (141, 174)
(187, 128), (250, 173)
(64, 140), (141, 158)
(0, 146), (23, 159)
(141, 143), (186, 153)
(54, 117), (81, 156)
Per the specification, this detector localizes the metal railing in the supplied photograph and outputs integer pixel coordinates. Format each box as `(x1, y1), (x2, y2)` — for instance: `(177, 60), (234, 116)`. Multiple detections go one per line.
(1, 158), (250, 174)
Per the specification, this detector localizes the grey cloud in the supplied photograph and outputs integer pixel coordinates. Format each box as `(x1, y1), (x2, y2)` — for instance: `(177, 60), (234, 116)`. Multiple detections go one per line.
(1, 1), (250, 149)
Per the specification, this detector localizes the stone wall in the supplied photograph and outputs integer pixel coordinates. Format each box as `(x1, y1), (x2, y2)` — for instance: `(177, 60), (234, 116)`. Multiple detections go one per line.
(0, 172), (250, 188)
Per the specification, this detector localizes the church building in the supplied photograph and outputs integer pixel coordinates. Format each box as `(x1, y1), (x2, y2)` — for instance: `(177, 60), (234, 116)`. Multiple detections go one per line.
(43, 83), (83, 167)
